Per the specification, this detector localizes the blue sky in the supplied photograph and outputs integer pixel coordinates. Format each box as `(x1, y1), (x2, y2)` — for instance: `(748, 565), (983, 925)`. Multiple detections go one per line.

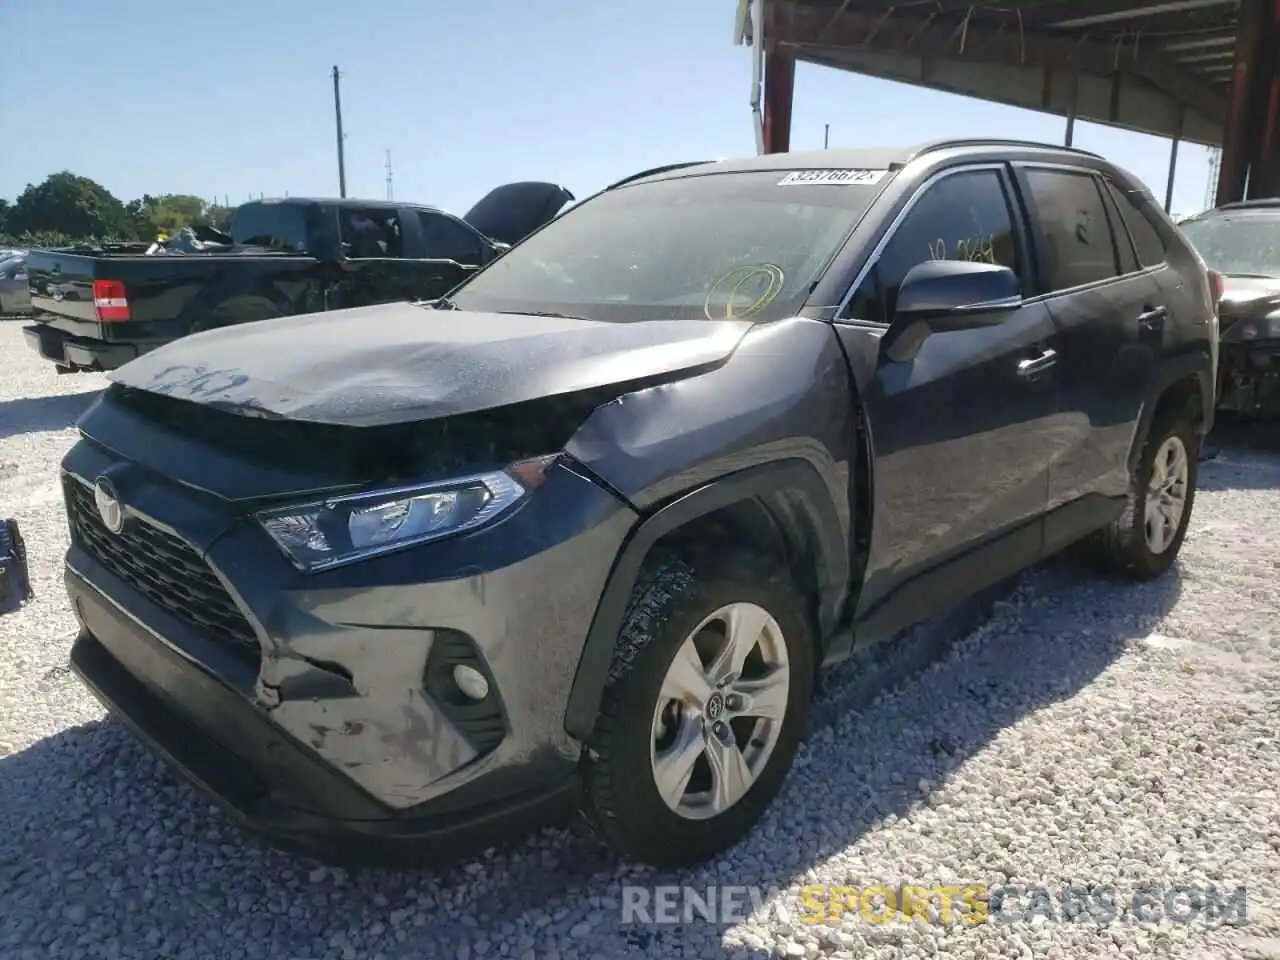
(0, 0), (1215, 218)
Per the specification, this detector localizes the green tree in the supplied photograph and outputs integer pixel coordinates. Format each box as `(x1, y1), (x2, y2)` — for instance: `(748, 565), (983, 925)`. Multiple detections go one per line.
(6, 172), (136, 240)
(130, 193), (210, 235)
(204, 203), (238, 230)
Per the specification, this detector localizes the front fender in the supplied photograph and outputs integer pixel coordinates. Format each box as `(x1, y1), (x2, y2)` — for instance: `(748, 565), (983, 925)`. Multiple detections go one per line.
(561, 459), (848, 743)
(560, 318), (859, 743)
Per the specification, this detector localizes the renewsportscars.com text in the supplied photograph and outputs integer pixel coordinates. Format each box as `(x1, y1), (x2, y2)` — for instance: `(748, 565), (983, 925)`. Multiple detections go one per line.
(620, 884), (1249, 927)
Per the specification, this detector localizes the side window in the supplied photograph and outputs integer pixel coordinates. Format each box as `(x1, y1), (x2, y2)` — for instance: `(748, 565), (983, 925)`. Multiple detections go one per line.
(1106, 181), (1167, 268)
(340, 208), (404, 259)
(844, 168), (1021, 324)
(1100, 186), (1139, 275)
(1024, 169), (1120, 291)
(417, 212), (488, 265)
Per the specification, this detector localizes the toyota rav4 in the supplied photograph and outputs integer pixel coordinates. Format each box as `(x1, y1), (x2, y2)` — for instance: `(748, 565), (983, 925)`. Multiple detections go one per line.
(60, 139), (1216, 869)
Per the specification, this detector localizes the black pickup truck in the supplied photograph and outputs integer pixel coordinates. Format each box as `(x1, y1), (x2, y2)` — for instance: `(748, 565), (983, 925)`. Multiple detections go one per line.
(23, 182), (573, 372)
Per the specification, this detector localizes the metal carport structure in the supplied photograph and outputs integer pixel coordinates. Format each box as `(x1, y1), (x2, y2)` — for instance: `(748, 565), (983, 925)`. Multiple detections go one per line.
(736, 0), (1280, 206)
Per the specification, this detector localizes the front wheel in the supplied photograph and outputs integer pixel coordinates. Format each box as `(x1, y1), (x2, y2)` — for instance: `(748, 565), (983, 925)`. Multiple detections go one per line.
(1088, 408), (1199, 580)
(581, 552), (815, 868)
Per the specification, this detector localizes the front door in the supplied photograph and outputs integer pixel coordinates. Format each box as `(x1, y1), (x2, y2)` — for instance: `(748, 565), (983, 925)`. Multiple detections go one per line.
(834, 164), (1060, 641)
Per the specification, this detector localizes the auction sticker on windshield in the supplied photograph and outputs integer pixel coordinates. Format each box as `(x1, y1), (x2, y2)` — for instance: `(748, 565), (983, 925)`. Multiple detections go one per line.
(777, 169), (888, 186)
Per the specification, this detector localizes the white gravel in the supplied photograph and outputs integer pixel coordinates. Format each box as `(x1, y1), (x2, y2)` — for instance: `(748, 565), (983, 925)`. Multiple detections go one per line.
(1, 320), (1278, 960)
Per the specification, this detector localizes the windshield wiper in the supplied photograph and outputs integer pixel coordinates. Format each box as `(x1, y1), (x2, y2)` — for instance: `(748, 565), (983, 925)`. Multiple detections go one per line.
(429, 296), (459, 310)
(496, 309), (594, 321)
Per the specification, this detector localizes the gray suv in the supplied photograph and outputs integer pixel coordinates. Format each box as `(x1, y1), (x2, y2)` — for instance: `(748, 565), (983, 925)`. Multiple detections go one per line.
(60, 139), (1216, 869)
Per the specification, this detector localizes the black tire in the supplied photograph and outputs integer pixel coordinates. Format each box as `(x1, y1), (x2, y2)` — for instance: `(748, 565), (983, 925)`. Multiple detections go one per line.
(1087, 406), (1199, 580)
(581, 550), (815, 868)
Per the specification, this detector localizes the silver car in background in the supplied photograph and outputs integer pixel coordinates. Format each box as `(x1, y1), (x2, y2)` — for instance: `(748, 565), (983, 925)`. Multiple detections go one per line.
(0, 254), (31, 316)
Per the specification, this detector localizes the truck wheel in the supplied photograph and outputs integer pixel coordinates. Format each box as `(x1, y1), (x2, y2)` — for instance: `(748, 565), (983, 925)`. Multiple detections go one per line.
(581, 551), (815, 868)
(1088, 407), (1199, 580)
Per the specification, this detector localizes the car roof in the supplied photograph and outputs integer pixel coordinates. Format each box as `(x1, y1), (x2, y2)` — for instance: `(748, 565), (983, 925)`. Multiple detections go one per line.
(624, 139), (1107, 186)
(245, 197), (447, 215)
(1185, 200), (1280, 221)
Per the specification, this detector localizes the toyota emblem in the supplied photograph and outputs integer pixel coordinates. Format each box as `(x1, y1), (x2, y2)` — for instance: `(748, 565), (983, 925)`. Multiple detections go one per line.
(93, 478), (125, 534)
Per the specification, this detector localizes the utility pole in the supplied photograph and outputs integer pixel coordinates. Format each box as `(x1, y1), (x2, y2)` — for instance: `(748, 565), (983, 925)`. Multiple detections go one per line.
(385, 149), (393, 201)
(824, 123), (830, 149)
(332, 65), (347, 198)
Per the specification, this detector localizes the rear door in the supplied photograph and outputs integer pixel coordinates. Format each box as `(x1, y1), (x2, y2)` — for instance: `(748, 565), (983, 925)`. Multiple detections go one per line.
(1013, 164), (1163, 552)
(835, 163), (1060, 637)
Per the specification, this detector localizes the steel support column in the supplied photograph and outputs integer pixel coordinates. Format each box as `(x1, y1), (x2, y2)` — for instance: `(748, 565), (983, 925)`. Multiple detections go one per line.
(1217, 0), (1280, 204)
(1256, 0), (1280, 198)
(761, 1), (796, 154)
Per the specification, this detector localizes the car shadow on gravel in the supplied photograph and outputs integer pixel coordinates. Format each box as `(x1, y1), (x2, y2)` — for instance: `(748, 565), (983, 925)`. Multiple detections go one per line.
(1198, 428), (1280, 491)
(0, 552), (1188, 959)
(0, 390), (102, 440)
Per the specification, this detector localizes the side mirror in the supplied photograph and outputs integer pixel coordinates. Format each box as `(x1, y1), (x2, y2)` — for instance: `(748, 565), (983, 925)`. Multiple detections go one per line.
(895, 259), (1021, 324)
(883, 259), (1022, 362)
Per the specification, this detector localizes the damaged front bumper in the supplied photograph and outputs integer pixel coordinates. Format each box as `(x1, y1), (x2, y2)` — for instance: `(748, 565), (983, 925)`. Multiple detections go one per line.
(1217, 338), (1280, 417)
(60, 445), (636, 864)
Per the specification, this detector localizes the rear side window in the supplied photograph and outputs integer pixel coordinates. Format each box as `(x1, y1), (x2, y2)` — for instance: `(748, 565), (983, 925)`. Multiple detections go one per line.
(230, 203), (310, 252)
(1024, 169), (1120, 291)
(845, 168), (1021, 324)
(1106, 181), (1166, 268)
(417, 212), (488, 265)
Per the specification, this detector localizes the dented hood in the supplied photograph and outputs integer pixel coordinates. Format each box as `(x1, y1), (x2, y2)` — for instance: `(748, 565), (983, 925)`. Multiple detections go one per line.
(108, 302), (751, 427)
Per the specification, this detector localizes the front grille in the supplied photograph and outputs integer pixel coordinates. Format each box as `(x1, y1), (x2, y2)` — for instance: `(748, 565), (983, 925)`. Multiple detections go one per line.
(64, 476), (259, 660)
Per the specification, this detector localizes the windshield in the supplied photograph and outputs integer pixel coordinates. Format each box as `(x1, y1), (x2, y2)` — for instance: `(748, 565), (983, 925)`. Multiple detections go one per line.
(446, 169), (887, 322)
(1179, 212), (1280, 278)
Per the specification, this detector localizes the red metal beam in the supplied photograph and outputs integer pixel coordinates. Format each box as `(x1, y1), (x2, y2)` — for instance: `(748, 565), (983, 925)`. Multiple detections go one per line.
(1216, 0), (1280, 203)
(762, 1), (797, 154)
(1254, 0), (1280, 197)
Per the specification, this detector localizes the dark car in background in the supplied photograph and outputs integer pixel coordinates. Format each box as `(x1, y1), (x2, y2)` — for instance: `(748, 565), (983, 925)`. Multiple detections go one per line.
(23, 182), (573, 373)
(1178, 198), (1280, 417)
(60, 139), (1214, 869)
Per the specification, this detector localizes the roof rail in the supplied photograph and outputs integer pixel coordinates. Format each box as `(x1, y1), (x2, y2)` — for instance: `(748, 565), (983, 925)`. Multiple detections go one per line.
(606, 161), (716, 190)
(909, 138), (1104, 161)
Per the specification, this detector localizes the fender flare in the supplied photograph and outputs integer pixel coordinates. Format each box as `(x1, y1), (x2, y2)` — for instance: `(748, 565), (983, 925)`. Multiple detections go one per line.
(563, 458), (848, 743)
(1127, 352), (1214, 473)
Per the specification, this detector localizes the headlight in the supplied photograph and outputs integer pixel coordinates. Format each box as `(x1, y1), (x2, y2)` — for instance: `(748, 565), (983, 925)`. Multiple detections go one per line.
(1225, 313), (1280, 342)
(256, 455), (557, 572)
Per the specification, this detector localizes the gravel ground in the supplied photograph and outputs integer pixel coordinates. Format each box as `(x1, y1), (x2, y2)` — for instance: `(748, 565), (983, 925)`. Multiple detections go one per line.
(1, 320), (1278, 960)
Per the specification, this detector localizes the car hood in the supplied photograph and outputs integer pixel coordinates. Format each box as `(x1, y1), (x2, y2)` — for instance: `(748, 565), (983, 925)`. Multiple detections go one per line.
(108, 302), (752, 427)
(1219, 275), (1280, 322)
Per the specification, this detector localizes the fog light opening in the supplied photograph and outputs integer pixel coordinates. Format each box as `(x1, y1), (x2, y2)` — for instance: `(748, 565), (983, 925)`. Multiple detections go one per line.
(452, 664), (490, 701)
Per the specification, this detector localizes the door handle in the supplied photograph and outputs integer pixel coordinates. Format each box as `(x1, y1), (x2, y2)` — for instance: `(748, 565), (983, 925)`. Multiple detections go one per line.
(1137, 305), (1167, 329)
(1017, 348), (1058, 377)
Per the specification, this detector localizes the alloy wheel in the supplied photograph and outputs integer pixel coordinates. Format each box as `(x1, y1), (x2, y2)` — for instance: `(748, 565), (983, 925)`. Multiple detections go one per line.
(649, 601), (790, 820)
(1145, 434), (1190, 554)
